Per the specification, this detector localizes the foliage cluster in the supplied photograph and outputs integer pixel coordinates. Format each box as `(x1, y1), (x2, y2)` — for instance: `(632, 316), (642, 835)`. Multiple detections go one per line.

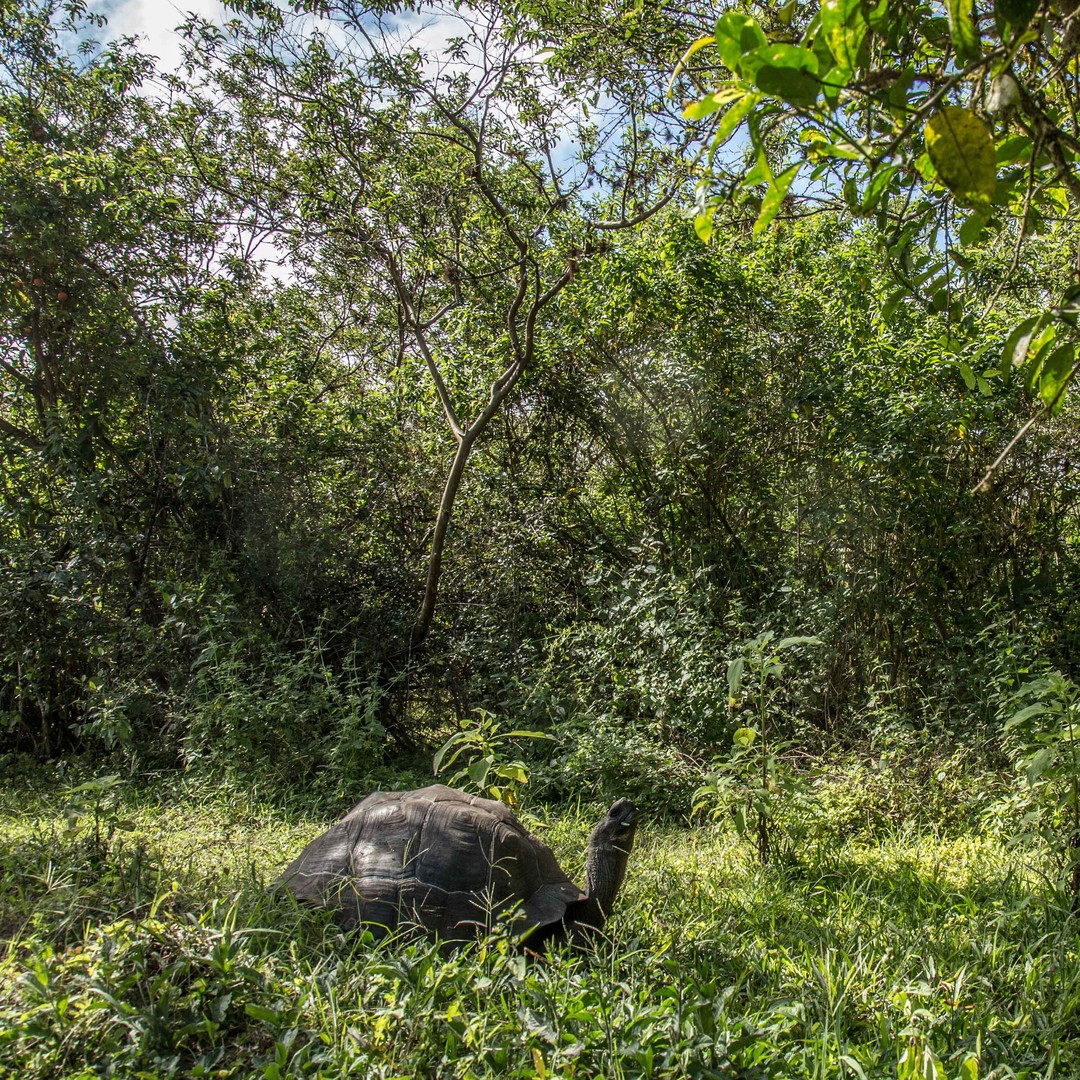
(683, 0), (1080, 417)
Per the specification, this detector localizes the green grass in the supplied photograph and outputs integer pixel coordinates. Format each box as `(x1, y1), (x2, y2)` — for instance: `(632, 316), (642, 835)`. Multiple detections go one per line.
(1, 769), (1078, 1079)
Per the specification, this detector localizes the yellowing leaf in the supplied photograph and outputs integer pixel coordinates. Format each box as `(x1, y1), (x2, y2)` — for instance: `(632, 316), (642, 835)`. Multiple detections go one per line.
(683, 83), (749, 121)
(671, 34), (715, 87)
(924, 106), (997, 213)
(710, 92), (760, 150)
(754, 161), (801, 234)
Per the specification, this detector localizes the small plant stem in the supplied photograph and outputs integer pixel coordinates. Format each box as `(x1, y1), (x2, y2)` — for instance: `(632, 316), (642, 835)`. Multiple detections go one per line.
(1069, 695), (1080, 908)
(759, 677), (769, 865)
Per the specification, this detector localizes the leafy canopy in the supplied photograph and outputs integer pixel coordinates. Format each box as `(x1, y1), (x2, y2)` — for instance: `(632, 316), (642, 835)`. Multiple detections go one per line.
(681, 0), (1080, 431)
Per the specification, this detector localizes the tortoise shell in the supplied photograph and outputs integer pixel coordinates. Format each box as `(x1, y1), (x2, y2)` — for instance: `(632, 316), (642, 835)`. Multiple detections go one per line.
(279, 784), (586, 940)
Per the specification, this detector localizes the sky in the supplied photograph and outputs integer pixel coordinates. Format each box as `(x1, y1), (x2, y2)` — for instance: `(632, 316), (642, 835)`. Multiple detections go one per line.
(85, 1), (571, 280)
(81, 1), (688, 275)
(91, 0), (462, 76)
(93, 0), (229, 73)
(88, 0), (609, 188)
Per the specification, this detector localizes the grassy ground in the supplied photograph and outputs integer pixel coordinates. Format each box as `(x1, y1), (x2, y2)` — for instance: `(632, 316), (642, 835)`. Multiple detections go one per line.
(0, 767), (1077, 1079)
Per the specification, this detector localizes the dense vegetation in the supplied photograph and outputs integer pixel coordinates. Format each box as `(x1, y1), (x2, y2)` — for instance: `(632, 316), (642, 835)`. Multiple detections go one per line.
(2, 0), (1080, 1074)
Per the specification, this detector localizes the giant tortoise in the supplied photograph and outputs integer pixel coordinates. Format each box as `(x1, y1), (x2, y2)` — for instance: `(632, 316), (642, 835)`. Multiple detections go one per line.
(279, 784), (638, 945)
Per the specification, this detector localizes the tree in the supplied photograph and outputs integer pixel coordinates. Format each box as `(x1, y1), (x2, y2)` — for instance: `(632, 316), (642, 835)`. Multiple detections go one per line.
(179, 0), (690, 671)
(0, 0), (225, 750)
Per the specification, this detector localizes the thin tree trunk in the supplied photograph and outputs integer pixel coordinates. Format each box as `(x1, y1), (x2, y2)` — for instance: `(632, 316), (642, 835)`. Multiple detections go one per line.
(411, 431), (477, 652)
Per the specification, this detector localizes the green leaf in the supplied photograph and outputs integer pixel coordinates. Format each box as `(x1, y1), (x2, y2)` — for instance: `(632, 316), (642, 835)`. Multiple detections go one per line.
(820, 0), (867, 72)
(996, 134), (1032, 166)
(683, 96), (721, 122)
(804, 15), (841, 90)
(468, 757), (492, 786)
(754, 161), (801, 234)
(996, 0), (1039, 34)
(1037, 344), (1076, 411)
(745, 117), (772, 182)
(946, 0), (981, 63)
(433, 731), (477, 775)
(922, 16), (952, 44)
(753, 65), (820, 107)
(1022, 324), (1058, 393)
(746, 43), (819, 73)
(714, 13), (767, 72)
(914, 150), (939, 183)
(677, 33), (715, 67)
(763, 657), (785, 679)
(1055, 284), (1080, 328)
(958, 1052), (979, 1080)
(958, 210), (987, 246)
(1004, 702), (1050, 730)
(959, 361), (976, 389)
(777, 0), (799, 23)
(862, 165), (898, 212)
(734, 726), (758, 747)
(1025, 745), (1055, 786)
(1000, 315), (1046, 373)
(727, 656), (745, 698)
(888, 68), (917, 111)
(924, 106), (997, 213)
(432, 739), (452, 775)
(881, 287), (908, 320)
(496, 763), (528, 783)
(710, 93), (760, 151)
(777, 635), (823, 649)
(803, 132), (865, 161)
(840, 1054), (869, 1080)
(682, 83), (748, 121)
(67, 774), (122, 794)
(245, 1004), (283, 1026)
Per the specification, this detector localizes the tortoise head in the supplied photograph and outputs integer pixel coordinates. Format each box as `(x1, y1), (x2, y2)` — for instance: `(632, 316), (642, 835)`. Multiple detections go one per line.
(588, 797), (638, 856)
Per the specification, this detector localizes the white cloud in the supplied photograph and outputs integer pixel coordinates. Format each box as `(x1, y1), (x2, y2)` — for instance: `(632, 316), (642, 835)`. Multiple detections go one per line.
(95, 0), (229, 75)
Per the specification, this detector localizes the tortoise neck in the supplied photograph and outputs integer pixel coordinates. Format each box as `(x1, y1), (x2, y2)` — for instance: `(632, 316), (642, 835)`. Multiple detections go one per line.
(582, 840), (631, 926)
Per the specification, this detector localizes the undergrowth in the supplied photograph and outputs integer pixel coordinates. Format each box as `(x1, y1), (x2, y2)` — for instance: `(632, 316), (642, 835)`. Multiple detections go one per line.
(0, 766), (1076, 1079)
